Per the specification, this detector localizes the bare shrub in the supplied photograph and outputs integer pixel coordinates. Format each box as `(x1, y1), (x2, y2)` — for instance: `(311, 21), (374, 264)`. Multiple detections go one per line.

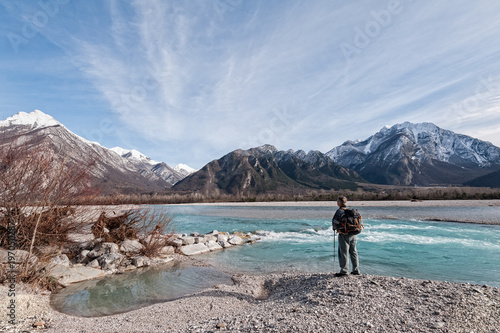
(0, 134), (97, 281)
(89, 206), (175, 257)
(130, 207), (175, 257)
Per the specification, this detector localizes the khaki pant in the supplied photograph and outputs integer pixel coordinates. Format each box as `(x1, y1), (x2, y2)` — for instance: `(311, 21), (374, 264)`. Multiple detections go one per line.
(338, 233), (359, 274)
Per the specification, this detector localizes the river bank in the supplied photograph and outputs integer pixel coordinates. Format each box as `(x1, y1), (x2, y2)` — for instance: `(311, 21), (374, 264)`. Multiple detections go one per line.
(1, 200), (499, 332)
(2, 269), (499, 332)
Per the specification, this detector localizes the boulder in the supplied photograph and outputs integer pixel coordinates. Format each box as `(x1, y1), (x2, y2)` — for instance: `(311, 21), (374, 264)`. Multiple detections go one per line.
(218, 240), (232, 248)
(131, 256), (151, 268)
(180, 243), (210, 256)
(120, 239), (144, 254)
(181, 237), (195, 245)
(98, 253), (124, 270)
(86, 259), (100, 268)
(206, 230), (219, 236)
(47, 264), (107, 287)
(87, 242), (119, 259)
(50, 254), (70, 267)
(205, 240), (223, 251)
(217, 234), (229, 243)
(204, 235), (218, 242)
(77, 250), (90, 263)
(194, 236), (206, 244)
(171, 239), (183, 247)
(157, 246), (175, 257)
(228, 236), (244, 245)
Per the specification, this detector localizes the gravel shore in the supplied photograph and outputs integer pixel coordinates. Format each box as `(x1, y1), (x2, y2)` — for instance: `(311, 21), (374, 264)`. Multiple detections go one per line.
(2, 271), (498, 333)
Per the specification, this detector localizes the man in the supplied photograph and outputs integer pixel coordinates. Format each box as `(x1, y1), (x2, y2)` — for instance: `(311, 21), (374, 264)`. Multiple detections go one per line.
(332, 196), (361, 276)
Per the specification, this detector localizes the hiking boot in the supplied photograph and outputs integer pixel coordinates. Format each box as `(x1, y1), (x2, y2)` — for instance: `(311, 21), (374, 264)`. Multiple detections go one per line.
(334, 272), (348, 277)
(351, 271), (361, 275)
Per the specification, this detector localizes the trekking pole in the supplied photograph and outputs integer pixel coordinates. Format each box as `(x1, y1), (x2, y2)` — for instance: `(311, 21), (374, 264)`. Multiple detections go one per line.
(333, 232), (336, 274)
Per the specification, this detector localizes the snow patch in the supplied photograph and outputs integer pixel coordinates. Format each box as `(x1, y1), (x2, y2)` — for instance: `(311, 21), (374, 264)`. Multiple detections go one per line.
(174, 164), (197, 176)
(0, 110), (61, 130)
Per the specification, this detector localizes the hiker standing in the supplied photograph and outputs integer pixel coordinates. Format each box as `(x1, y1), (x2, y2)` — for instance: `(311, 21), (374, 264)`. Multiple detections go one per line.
(332, 196), (362, 276)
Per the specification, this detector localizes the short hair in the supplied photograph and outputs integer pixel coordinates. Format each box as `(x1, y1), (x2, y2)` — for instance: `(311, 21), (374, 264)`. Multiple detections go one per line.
(337, 196), (347, 205)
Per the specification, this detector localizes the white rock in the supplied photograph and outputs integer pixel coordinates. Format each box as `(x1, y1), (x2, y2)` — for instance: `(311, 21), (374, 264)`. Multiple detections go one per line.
(205, 240), (223, 251)
(98, 253), (124, 270)
(228, 236), (244, 245)
(88, 242), (119, 259)
(50, 254), (70, 267)
(47, 264), (107, 287)
(204, 235), (217, 242)
(77, 250), (90, 263)
(180, 243), (210, 256)
(171, 239), (183, 247)
(158, 246), (175, 256)
(86, 259), (100, 268)
(131, 256), (151, 268)
(218, 240), (232, 248)
(181, 237), (196, 245)
(194, 236), (206, 244)
(120, 239), (144, 254)
(217, 234), (229, 243)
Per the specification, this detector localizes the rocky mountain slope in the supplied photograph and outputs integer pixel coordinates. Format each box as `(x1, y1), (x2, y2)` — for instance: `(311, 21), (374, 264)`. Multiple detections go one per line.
(0, 110), (188, 194)
(327, 122), (500, 186)
(173, 145), (365, 195)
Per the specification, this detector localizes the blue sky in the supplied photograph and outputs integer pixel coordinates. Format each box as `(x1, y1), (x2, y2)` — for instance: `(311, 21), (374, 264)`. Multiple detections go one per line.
(1, 0), (500, 169)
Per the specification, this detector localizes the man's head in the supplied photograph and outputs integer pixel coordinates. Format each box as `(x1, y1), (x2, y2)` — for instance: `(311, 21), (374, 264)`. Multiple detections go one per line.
(337, 196), (347, 207)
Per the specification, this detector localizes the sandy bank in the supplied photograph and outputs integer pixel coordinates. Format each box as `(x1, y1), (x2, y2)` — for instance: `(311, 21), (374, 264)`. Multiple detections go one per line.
(2, 271), (498, 333)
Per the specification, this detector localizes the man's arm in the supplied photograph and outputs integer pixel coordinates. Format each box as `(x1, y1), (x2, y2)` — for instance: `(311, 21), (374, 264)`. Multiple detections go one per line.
(332, 209), (344, 230)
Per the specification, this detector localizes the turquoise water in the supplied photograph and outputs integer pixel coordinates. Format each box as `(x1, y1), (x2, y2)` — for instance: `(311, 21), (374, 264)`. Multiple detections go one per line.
(52, 204), (499, 317)
(167, 204), (500, 287)
(51, 263), (233, 317)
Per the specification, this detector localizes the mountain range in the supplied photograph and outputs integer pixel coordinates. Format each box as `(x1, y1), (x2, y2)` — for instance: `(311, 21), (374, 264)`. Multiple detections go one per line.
(0, 110), (195, 194)
(1, 110), (499, 195)
(173, 145), (364, 195)
(326, 122), (500, 186)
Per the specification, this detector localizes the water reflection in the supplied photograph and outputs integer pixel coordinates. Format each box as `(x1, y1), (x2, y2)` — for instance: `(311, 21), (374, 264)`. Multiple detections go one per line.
(50, 262), (233, 317)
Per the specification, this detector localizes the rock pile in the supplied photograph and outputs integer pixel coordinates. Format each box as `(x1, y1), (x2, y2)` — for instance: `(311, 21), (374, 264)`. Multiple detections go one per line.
(0, 230), (257, 287)
(174, 230), (255, 256)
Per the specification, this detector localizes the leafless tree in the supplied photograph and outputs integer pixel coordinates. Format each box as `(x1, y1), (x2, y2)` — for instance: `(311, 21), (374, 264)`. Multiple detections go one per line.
(0, 134), (96, 274)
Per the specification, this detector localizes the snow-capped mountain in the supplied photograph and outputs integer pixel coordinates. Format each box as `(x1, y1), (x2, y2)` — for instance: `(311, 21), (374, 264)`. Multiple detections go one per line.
(110, 147), (188, 185)
(110, 147), (159, 166)
(326, 122), (500, 186)
(1, 109), (61, 130)
(173, 164), (197, 178)
(0, 110), (190, 192)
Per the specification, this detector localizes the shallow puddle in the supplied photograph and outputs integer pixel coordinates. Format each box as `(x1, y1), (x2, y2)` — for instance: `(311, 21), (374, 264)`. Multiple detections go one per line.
(50, 262), (233, 317)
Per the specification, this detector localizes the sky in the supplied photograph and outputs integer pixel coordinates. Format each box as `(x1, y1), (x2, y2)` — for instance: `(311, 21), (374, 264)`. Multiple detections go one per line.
(1, 0), (500, 169)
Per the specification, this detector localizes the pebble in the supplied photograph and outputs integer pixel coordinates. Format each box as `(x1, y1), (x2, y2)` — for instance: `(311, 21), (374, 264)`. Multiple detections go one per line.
(3, 271), (499, 333)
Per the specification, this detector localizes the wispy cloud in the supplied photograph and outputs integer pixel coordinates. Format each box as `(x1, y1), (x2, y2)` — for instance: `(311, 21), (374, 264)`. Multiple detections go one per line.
(1, 0), (500, 167)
